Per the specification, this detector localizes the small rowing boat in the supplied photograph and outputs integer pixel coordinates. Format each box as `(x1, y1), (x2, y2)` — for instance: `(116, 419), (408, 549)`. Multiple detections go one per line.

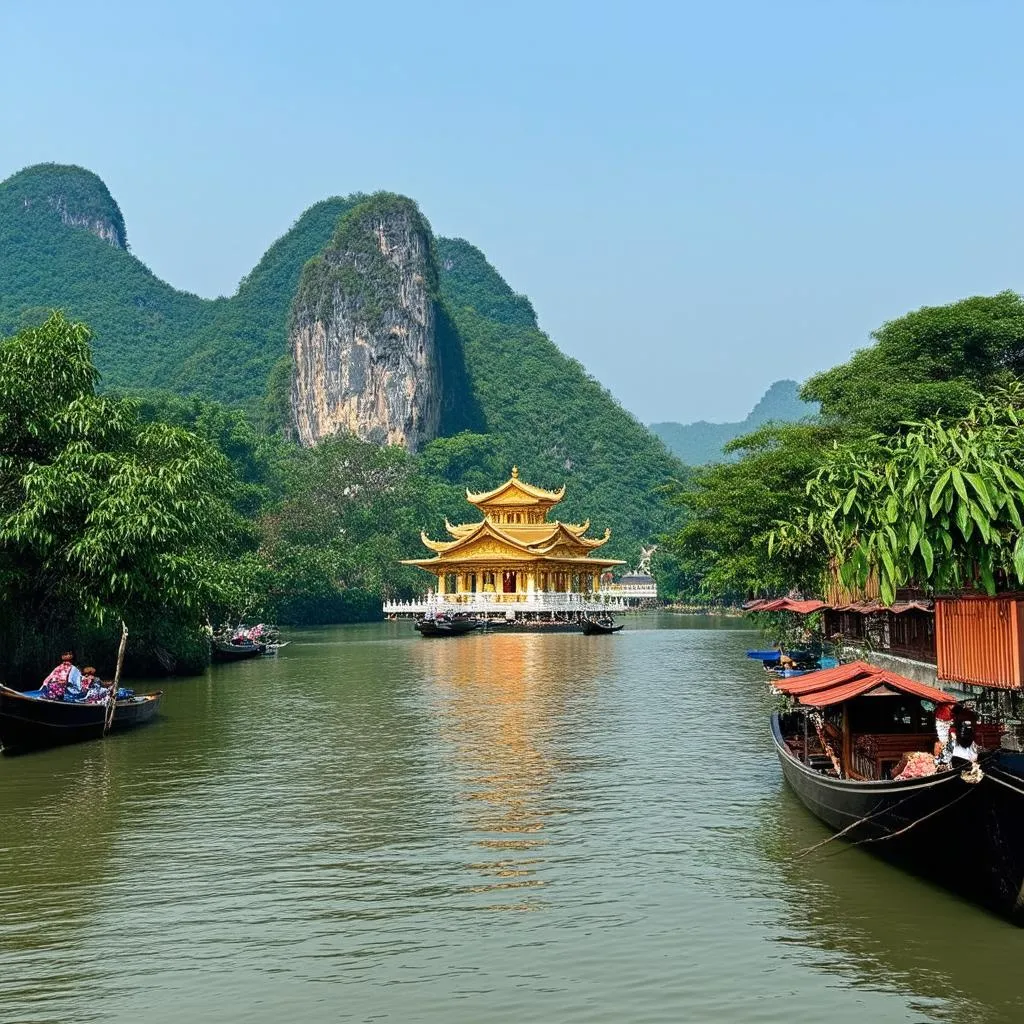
(581, 617), (623, 635)
(0, 683), (163, 755)
(211, 638), (265, 662)
(414, 615), (480, 637)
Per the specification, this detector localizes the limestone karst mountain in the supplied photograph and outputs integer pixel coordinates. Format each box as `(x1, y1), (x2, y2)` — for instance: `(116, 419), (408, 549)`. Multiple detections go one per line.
(0, 162), (683, 555)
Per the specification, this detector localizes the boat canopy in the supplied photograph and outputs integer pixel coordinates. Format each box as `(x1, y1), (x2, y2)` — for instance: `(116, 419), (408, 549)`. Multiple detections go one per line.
(773, 660), (955, 708)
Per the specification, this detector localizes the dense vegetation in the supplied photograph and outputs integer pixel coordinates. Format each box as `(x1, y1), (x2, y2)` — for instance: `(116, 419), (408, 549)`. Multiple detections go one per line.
(0, 164), (685, 580)
(669, 293), (1024, 602)
(0, 314), (244, 683)
(651, 380), (817, 465)
(773, 387), (1024, 604)
(0, 314), (509, 682)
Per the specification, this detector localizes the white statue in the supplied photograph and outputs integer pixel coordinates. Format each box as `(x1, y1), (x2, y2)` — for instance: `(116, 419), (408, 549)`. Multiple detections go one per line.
(637, 544), (657, 576)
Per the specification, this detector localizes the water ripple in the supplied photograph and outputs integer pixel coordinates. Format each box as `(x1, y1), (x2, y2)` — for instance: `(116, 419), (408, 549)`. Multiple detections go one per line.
(2, 618), (1022, 1022)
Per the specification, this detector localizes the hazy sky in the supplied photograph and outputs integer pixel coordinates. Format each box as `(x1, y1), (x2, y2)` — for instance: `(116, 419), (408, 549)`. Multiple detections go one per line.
(3, 0), (1022, 423)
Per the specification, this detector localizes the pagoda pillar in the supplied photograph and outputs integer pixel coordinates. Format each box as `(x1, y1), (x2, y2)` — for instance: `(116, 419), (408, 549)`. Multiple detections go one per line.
(438, 574), (446, 596)
(527, 571), (536, 595)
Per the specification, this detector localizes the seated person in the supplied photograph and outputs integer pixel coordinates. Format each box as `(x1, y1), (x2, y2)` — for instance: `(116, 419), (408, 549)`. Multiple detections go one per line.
(933, 701), (955, 759)
(775, 645), (797, 670)
(81, 667), (110, 702)
(39, 650), (82, 700)
(950, 721), (979, 768)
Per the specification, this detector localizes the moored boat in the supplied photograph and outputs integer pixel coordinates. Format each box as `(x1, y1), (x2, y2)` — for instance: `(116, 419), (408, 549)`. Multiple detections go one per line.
(771, 660), (1024, 922)
(0, 683), (163, 755)
(414, 615), (480, 637)
(211, 638), (265, 662)
(581, 617), (624, 635)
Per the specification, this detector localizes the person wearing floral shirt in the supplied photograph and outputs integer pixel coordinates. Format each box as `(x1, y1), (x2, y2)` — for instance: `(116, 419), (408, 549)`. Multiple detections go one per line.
(39, 650), (83, 700)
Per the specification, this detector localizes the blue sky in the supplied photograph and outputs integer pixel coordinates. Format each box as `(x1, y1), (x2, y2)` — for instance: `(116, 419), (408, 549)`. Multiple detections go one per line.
(2, 0), (1023, 423)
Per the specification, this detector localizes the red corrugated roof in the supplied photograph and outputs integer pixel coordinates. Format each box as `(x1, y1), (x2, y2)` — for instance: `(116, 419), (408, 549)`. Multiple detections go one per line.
(782, 599), (827, 614)
(743, 597), (827, 614)
(775, 660), (955, 708)
(774, 660), (876, 696)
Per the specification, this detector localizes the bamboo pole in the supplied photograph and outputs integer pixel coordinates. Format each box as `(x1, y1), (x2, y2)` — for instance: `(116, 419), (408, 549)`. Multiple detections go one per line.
(104, 620), (128, 736)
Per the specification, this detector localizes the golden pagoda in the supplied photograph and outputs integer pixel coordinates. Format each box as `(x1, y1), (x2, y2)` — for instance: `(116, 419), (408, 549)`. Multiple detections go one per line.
(402, 467), (625, 601)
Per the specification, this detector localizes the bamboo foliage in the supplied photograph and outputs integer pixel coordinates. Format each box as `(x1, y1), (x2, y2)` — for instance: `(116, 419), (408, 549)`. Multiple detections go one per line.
(771, 387), (1024, 605)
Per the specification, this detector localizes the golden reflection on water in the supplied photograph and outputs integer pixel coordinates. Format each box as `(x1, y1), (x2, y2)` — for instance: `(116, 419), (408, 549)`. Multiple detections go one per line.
(418, 632), (612, 908)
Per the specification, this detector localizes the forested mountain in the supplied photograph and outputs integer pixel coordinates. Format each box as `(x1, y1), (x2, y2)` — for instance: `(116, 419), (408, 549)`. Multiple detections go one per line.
(0, 163), (683, 563)
(651, 380), (817, 465)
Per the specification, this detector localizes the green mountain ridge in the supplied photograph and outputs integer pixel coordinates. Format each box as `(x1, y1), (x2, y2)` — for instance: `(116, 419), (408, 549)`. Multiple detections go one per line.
(651, 380), (817, 465)
(0, 163), (683, 560)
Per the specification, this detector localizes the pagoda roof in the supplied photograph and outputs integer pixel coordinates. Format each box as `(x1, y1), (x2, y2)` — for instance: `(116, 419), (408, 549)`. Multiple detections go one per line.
(465, 466), (565, 506)
(403, 518), (622, 567)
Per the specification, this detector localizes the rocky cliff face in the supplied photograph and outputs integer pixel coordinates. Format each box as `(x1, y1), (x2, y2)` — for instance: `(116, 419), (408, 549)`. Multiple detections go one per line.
(289, 195), (441, 450)
(47, 194), (125, 247)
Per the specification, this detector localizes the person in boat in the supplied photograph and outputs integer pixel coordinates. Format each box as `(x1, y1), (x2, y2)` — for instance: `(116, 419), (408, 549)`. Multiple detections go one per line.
(950, 719), (979, 769)
(39, 650), (82, 700)
(81, 667), (110, 703)
(774, 645), (797, 670)
(933, 701), (955, 758)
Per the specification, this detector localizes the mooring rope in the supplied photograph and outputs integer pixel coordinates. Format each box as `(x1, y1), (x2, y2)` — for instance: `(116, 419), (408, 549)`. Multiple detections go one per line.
(983, 767), (1024, 798)
(844, 786), (977, 850)
(795, 753), (996, 859)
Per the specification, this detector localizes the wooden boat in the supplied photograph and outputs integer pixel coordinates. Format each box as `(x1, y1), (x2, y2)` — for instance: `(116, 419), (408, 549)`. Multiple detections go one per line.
(0, 683), (163, 755)
(581, 617), (624, 635)
(211, 638), (265, 662)
(771, 660), (1024, 922)
(414, 615), (480, 637)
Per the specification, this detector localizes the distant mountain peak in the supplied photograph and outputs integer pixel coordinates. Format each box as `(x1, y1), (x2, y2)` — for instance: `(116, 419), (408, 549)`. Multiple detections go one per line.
(0, 163), (126, 248)
(650, 380), (816, 465)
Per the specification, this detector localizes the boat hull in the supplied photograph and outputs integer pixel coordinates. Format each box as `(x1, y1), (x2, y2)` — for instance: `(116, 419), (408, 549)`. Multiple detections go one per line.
(414, 618), (480, 637)
(771, 713), (1024, 922)
(581, 619), (623, 635)
(0, 685), (163, 755)
(211, 641), (265, 662)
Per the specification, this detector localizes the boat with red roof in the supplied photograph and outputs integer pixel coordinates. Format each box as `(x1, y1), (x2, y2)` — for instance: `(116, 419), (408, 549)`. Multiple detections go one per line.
(771, 660), (1024, 922)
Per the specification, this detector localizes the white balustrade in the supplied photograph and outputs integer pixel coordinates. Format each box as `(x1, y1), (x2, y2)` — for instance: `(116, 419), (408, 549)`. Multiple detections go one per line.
(382, 590), (632, 616)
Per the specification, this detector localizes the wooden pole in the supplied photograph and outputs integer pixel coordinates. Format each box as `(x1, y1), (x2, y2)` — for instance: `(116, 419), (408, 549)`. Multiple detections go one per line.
(104, 620), (128, 736)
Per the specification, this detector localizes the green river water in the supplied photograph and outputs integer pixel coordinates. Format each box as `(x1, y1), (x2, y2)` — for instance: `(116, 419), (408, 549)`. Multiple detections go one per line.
(2, 615), (1023, 1023)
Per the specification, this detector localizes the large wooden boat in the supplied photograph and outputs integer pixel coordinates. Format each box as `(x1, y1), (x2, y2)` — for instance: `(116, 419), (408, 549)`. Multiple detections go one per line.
(211, 638), (265, 662)
(771, 661), (1024, 922)
(581, 617), (624, 635)
(0, 684), (163, 755)
(414, 615), (480, 638)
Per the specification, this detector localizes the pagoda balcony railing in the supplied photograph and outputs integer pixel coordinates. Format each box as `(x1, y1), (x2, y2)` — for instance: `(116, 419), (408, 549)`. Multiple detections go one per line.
(602, 583), (659, 599)
(383, 590), (631, 616)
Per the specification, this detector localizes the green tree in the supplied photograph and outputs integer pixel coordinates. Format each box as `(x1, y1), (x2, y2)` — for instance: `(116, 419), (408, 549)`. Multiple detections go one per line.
(803, 292), (1024, 434)
(0, 313), (247, 680)
(773, 388), (1024, 605)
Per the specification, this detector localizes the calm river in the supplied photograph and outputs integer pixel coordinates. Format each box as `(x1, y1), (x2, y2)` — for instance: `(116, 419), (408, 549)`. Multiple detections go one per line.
(2, 616), (1023, 1023)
